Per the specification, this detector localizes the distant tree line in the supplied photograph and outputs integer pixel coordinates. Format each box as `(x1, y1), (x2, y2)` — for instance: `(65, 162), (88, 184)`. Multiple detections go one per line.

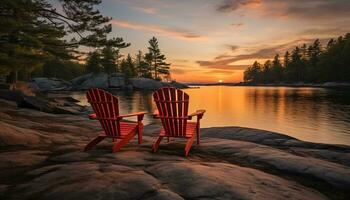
(244, 33), (350, 83)
(85, 36), (171, 81)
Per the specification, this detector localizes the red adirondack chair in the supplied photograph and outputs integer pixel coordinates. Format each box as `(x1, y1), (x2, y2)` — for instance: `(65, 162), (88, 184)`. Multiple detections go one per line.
(152, 87), (205, 156)
(85, 88), (146, 152)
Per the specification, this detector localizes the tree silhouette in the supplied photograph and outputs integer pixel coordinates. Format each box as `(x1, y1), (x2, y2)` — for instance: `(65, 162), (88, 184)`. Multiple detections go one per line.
(135, 50), (152, 78)
(120, 54), (136, 82)
(101, 45), (117, 74)
(86, 51), (101, 73)
(243, 33), (350, 84)
(145, 37), (170, 80)
(0, 0), (128, 85)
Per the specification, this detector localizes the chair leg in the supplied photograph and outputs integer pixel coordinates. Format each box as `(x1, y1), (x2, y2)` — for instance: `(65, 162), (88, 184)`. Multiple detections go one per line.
(196, 125), (200, 145)
(152, 136), (163, 152)
(137, 123), (143, 145)
(185, 135), (195, 156)
(84, 136), (107, 151)
(112, 131), (135, 152)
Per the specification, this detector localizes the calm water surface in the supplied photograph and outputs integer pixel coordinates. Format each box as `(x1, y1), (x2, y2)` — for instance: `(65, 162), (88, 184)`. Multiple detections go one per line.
(71, 86), (350, 145)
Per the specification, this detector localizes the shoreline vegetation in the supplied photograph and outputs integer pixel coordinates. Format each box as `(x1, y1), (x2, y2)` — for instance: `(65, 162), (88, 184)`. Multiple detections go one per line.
(1, 1), (175, 90)
(243, 33), (350, 85)
(0, 97), (350, 199)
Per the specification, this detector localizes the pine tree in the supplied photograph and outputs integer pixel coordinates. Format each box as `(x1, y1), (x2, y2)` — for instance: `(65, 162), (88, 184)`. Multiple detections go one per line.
(271, 54), (283, 83)
(120, 54), (136, 81)
(262, 60), (272, 83)
(0, 0), (129, 85)
(101, 45), (117, 74)
(135, 51), (151, 78)
(86, 51), (101, 73)
(244, 61), (262, 83)
(284, 51), (290, 68)
(243, 33), (350, 84)
(145, 37), (170, 80)
(286, 47), (302, 82)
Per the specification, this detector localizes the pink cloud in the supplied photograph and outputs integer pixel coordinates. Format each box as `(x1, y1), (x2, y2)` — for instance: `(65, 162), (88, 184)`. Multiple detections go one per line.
(111, 19), (207, 41)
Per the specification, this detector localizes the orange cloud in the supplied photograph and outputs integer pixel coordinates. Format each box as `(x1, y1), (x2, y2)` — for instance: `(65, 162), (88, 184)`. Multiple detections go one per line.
(111, 19), (207, 41)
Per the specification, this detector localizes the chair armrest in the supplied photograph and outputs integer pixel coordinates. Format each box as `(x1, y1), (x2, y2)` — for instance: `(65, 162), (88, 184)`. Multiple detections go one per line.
(118, 111), (147, 121)
(88, 113), (97, 120)
(188, 109), (206, 120)
(118, 111), (147, 118)
(152, 109), (160, 118)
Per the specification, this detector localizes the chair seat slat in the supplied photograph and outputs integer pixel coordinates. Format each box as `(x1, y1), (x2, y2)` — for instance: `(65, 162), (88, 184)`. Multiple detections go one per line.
(156, 116), (188, 119)
(154, 100), (189, 103)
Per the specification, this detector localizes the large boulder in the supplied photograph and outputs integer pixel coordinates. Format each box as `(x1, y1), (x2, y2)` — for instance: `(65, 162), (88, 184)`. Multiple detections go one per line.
(72, 73), (187, 90)
(322, 82), (350, 87)
(163, 81), (188, 89)
(30, 78), (71, 92)
(0, 89), (83, 114)
(71, 73), (109, 90)
(109, 73), (125, 88)
(131, 78), (163, 90)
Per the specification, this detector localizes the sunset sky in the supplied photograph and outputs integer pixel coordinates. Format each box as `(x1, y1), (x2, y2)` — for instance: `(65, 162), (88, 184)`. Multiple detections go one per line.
(98, 0), (350, 83)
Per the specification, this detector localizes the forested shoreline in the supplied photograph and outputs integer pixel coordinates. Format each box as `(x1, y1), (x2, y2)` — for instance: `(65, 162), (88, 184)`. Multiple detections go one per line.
(244, 33), (350, 84)
(0, 0), (171, 86)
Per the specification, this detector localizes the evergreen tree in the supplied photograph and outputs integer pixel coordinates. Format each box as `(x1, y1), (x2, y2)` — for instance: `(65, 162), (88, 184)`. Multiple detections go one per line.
(115, 49), (124, 72)
(271, 54), (284, 83)
(120, 54), (136, 81)
(145, 37), (170, 80)
(35, 59), (84, 80)
(262, 60), (272, 83)
(86, 51), (101, 73)
(305, 39), (322, 82)
(284, 51), (290, 68)
(0, 0), (129, 85)
(243, 33), (350, 84)
(101, 45), (117, 74)
(135, 50), (152, 78)
(244, 61), (262, 83)
(286, 47), (302, 82)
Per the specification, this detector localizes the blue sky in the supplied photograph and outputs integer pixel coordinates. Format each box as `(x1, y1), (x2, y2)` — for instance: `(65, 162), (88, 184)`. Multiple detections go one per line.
(95, 0), (350, 83)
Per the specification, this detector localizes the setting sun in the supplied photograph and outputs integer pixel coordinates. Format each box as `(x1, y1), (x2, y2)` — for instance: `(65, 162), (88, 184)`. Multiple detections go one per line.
(218, 80), (223, 83)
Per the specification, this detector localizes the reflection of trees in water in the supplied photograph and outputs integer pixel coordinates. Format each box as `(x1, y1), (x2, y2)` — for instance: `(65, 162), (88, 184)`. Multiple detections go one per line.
(245, 88), (350, 133)
(111, 90), (156, 124)
(246, 88), (323, 127)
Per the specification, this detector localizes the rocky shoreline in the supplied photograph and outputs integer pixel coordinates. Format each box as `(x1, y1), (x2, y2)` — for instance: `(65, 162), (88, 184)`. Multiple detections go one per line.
(0, 97), (349, 200)
(28, 73), (188, 92)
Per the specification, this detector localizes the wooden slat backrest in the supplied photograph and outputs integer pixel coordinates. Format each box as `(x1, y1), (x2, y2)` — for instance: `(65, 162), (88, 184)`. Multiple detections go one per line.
(86, 88), (121, 137)
(153, 87), (189, 137)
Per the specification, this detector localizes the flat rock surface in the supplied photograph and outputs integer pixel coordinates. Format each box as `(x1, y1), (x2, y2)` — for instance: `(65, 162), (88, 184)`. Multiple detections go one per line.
(0, 100), (349, 200)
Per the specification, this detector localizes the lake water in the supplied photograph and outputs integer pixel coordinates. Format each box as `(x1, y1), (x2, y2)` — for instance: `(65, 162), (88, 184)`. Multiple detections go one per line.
(71, 86), (350, 145)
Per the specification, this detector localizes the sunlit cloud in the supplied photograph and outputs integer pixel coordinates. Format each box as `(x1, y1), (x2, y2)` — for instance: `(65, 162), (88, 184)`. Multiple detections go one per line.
(111, 19), (207, 41)
(228, 45), (239, 52)
(216, 0), (350, 21)
(204, 69), (237, 74)
(231, 23), (244, 29)
(197, 38), (322, 70)
(300, 27), (350, 37)
(131, 6), (157, 15)
(217, 0), (261, 12)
